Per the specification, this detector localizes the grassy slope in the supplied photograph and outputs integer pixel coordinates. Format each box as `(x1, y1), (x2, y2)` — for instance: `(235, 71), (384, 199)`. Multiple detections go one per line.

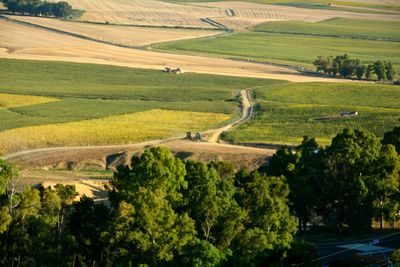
(223, 82), (400, 145)
(0, 59), (277, 131)
(254, 18), (400, 41)
(154, 18), (400, 73)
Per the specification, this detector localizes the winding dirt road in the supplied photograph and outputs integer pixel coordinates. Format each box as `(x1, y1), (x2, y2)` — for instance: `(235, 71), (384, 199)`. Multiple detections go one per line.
(204, 90), (252, 143)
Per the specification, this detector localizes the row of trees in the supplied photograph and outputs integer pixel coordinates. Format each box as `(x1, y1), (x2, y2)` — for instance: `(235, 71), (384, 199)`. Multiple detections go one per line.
(0, 148), (319, 267)
(313, 54), (396, 81)
(1, 0), (74, 18)
(267, 126), (400, 233)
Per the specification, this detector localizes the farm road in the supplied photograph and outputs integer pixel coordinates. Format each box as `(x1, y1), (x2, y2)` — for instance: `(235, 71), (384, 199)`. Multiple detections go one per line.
(204, 90), (252, 143)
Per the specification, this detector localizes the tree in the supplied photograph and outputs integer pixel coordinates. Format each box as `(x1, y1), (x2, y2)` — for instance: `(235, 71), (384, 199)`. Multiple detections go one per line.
(233, 170), (297, 265)
(391, 248), (400, 265)
(111, 147), (196, 266)
(355, 64), (366, 80)
(373, 60), (387, 80)
(366, 64), (375, 79)
(183, 160), (244, 250)
(313, 55), (332, 75)
(382, 126), (400, 154)
(385, 61), (396, 81)
(317, 129), (382, 232)
(368, 145), (400, 229)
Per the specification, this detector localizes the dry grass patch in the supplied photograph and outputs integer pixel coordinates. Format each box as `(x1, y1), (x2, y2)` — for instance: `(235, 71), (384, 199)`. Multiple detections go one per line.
(0, 109), (231, 154)
(0, 93), (59, 108)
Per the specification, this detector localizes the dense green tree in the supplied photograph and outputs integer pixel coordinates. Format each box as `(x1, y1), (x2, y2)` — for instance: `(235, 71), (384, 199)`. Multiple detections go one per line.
(355, 64), (366, 79)
(374, 60), (387, 80)
(385, 61), (396, 81)
(313, 55), (333, 75)
(184, 160), (244, 250)
(233, 170), (297, 266)
(317, 129), (382, 232)
(382, 126), (400, 153)
(366, 64), (375, 79)
(369, 144), (400, 229)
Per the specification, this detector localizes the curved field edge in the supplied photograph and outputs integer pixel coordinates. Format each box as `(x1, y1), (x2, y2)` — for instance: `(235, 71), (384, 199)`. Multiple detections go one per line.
(0, 93), (59, 108)
(0, 109), (231, 155)
(222, 82), (400, 146)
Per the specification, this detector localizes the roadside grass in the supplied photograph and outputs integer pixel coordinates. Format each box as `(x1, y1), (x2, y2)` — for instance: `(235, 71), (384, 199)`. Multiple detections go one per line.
(223, 82), (400, 145)
(0, 93), (59, 108)
(0, 109), (231, 154)
(154, 31), (400, 72)
(254, 18), (400, 42)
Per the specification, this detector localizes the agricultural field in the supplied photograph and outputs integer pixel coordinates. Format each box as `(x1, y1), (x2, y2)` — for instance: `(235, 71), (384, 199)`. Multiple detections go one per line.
(154, 18), (400, 72)
(168, 0), (400, 12)
(1, 19), (329, 82)
(0, 109), (231, 154)
(4, 15), (222, 46)
(253, 18), (400, 41)
(0, 58), (276, 154)
(223, 82), (400, 145)
(0, 93), (59, 108)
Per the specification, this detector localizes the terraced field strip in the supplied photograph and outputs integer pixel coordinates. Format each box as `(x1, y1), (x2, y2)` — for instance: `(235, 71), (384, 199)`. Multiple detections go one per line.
(5, 15), (223, 46)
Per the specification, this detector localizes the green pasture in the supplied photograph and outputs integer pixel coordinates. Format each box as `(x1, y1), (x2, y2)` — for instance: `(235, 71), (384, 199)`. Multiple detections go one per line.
(223, 82), (400, 145)
(154, 30), (400, 73)
(0, 59), (273, 131)
(254, 18), (400, 42)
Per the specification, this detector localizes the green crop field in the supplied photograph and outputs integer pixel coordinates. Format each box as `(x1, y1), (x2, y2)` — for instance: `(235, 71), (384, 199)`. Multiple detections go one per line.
(153, 19), (400, 73)
(0, 59), (278, 154)
(254, 18), (400, 41)
(223, 82), (400, 145)
(0, 59), (276, 131)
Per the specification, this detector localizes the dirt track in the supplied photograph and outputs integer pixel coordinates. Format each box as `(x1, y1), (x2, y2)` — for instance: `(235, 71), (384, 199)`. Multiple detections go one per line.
(0, 18), (352, 82)
(204, 90), (252, 143)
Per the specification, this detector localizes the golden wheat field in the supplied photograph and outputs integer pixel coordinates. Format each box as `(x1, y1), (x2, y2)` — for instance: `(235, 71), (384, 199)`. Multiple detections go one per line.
(6, 15), (222, 46)
(0, 109), (231, 154)
(0, 93), (59, 108)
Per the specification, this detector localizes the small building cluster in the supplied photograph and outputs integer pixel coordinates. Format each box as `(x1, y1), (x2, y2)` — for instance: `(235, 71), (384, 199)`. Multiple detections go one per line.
(163, 67), (183, 74)
(185, 132), (202, 142)
(340, 111), (359, 117)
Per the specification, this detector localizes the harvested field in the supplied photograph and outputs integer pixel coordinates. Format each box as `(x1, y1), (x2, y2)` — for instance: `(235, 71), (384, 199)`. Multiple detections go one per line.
(0, 109), (231, 155)
(0, 93), (58, 108)
(51, 0), (224, 28)
(194, 1), (400, 30)
(50, 0), (400, 30)
(0, 19), (345, 82)
(5, 15), (222, 46)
